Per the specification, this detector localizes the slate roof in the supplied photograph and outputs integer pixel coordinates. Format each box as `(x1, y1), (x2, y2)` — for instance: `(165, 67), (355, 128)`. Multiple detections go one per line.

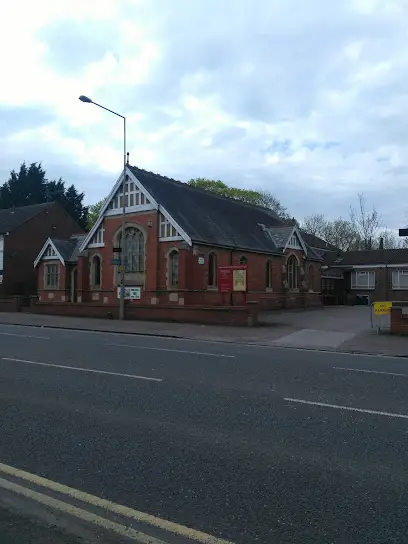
(300, 232), (338, 252)
(267, 226), (294, 248)
(0, 203), (51, 234)
(52, 235), (86, 263)
(325, 249), (408, 267)
(130, 166), (322, 260)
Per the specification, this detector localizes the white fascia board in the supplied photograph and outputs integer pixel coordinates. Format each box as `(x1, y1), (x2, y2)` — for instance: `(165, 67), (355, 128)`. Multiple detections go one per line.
(79, 171), (126, 253)
(283, 225), (308, 255)
(292, 225), (308, 255)
(33, 238), (65, 268)
(158, 205), (192, 246)
(80, 167), (158, 253)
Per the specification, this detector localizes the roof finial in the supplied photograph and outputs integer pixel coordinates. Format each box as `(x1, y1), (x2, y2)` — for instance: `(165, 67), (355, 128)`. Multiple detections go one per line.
(126, 152), (129, 165)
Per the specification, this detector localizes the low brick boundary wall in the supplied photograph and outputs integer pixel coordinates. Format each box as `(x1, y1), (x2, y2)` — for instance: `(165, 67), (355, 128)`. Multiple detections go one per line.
(27, 299), (260, 327)
(391, 304), (408, 335)
(0, 297), (23, 312)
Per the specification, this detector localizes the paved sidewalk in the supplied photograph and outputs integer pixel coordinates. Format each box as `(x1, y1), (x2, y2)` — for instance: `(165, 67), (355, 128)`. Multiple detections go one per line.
(0, 311), (295, 345)
(0, 311), (407, 356)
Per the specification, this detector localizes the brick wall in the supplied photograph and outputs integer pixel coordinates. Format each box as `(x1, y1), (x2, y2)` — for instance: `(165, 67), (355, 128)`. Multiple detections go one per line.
(0, 296), (22, 312)
(38, 260), (69, 302)
(4, 203), (81, 296)
(40, 210), (322, 311)
(345, 268), (408, 304)
(390, 304), (408, 335)
(29, 299), (260, 326)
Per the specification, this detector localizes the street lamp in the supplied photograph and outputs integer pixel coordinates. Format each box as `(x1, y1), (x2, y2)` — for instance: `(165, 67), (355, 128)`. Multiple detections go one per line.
(79, 95), (127, 321)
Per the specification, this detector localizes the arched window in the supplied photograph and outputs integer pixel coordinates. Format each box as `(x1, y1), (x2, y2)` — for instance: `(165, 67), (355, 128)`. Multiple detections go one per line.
(119, 227), (145, 272)
(169, 250), (179, 287)
(266, 260), (273, 289)
(239, 256), (247, 265)
(309, 265), (314, 291)
(208, 253), (217, 287)
(92, 255), (101, 288)
(287, 255), (298, 289)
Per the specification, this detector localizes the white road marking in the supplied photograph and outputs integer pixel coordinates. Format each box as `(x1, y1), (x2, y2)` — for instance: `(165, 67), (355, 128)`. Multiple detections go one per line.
(333, 366), (408, 378)
(0, 332), (50, 340)
(106, 343), (235, 358)
(284, 397), (408, 419)
(1, 358), (163, 382)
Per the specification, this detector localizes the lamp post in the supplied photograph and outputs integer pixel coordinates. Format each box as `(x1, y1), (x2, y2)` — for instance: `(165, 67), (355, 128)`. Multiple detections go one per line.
(79, 95), (126, 320)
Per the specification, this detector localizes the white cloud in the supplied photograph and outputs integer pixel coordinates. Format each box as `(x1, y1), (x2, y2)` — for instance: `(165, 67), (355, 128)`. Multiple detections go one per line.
(0, 0), (408, 231)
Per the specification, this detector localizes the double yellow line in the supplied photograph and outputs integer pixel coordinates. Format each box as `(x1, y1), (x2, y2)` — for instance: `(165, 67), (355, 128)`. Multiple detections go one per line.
(0, 462), (233, 544)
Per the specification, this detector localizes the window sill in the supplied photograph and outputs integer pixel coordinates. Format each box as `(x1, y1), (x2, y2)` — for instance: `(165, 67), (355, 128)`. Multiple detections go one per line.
(351, 287), (375, 290)
(265, 288), (273, 292)
(207, 286), (218, 291)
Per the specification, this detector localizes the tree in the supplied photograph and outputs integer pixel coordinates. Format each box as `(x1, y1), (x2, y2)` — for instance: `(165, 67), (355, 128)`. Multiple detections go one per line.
(375, 229), (404, 249)
(0, 162), (88, 230)
(349, 193), (382, 250)
(87, 198), (106, 230)
(188, 178), (290, 220)
(301, 214), (327, 238)
(302, 194), (386, 251)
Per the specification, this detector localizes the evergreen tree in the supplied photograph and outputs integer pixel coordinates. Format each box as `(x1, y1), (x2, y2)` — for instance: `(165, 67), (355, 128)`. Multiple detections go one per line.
(0, 162), (88, 230)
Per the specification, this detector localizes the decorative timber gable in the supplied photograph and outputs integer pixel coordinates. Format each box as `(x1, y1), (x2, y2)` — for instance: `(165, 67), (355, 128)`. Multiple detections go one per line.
(80, 168), (191, 253)
(88, 224), (105, 248)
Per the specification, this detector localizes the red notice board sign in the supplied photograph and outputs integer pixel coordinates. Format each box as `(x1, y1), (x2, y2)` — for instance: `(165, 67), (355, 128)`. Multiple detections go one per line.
(218, 265), (247, 293)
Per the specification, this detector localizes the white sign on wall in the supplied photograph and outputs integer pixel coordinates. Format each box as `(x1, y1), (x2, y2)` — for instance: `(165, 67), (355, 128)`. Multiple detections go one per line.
(117, 286), (141, 300)
(198, 256), (204, 265)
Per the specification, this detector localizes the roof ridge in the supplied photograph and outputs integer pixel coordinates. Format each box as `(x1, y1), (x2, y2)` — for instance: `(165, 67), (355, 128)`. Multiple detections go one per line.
(0, 201), (51, 212)
(129, 165), (283, 219)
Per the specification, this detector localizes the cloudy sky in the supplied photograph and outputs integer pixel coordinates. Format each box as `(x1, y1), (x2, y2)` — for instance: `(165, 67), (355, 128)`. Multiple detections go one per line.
(1, 0), (408, 230)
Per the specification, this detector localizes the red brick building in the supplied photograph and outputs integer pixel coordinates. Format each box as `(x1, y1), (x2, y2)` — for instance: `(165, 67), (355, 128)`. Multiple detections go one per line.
(34, 166), (322, 313)
(0, 202), (82, 298)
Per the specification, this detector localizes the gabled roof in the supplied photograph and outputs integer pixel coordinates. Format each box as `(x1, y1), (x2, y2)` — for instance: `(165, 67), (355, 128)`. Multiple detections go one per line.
(267, 226), (294, 248)
(81, 165), (322, 261)
(300, 232), (338, 252)
(130, 166), (322, 259)
(34, 234), (86, 267)
(325, 249), (408, 267)
(0, 202), (52, 234)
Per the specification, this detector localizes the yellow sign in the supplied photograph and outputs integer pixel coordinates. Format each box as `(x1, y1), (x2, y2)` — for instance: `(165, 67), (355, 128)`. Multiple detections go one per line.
(373, 301), (392, 315)
(233, 269), (247, 292)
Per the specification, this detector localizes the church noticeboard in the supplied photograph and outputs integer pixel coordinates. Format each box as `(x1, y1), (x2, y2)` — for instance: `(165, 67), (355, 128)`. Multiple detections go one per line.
(218, 266), (247, 293)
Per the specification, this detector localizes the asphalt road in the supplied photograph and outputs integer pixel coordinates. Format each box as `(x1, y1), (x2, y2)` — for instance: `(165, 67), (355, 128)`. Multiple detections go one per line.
(1, 323), (408, 543)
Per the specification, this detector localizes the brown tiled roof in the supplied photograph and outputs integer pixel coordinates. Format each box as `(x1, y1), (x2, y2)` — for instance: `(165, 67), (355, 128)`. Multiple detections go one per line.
(325, 249), (408, 266)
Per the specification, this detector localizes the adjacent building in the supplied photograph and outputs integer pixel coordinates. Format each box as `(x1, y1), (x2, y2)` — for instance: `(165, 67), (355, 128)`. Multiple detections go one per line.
(34, 166), (323, 314)
(0, 202), (82, 298)
(324, 249), (408, 304)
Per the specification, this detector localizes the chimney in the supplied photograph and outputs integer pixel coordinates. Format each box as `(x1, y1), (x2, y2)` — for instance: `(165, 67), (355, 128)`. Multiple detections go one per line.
(379, 237), (384, 250)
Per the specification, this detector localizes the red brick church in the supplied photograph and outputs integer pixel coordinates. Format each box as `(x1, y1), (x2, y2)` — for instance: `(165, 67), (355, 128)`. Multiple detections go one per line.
(33, 165), (322, 318)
